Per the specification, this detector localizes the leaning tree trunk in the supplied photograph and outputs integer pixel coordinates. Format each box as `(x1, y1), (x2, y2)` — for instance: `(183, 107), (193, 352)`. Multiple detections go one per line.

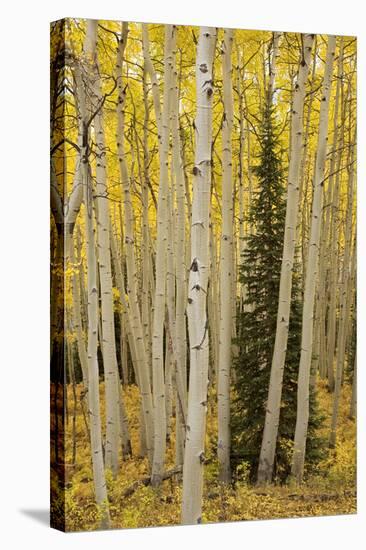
(257, 33), (315, 485)
(182, 26), (216, 525)
(291, 35), (336, 483)
(217, 28), (234, 484)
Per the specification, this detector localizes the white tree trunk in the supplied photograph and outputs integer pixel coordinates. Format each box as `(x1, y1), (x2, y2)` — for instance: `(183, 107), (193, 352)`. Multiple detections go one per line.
(172, 51), (188, 466)
(268, 31), (282, 100)
(327, 41), (345, 389)
(257, 33), (315, 484)
(182, 26), (216, 525)
(89, 22), (121, 477)
(291, 35), (336, 483)
(69, 234), (89, 387)
(77, 21), (110, 526)
(329, 149), (355, 446)
(217, 28), (234, 484)
(116, 24), (155, 463)
(150, 25), (176, 486)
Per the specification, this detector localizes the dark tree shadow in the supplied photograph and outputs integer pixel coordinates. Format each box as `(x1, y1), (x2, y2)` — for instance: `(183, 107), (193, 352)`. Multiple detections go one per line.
(20, 509), (50, 527)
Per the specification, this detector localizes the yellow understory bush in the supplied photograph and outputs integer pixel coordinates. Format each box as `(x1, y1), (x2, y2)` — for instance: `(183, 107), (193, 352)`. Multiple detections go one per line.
(63, 379), (356, 531)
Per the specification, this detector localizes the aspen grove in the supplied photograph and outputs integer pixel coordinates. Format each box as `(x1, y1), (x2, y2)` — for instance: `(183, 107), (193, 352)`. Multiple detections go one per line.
(50, 20), (357, 531)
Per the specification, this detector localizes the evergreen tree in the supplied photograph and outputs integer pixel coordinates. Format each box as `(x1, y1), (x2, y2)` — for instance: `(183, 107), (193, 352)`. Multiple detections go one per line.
(231, 103), (324, 483)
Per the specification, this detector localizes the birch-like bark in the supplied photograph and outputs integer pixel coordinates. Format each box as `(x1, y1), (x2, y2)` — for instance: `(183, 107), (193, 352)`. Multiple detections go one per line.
(236, 52), (246, 310)
(166, 158), (177, 444)
(257, 34), (315, 484)
(118, 379), (132, 458)
(69, 233), (88, 387)
(217, 28), (234, 484)
(150, 25), (176, 486)
(208, 226), (220, 381)
(291, 36), (336, 482)
(268, 31), (282, 101)
(78, 22), (110, 525)
(171, 52), (188, 465)
(327, 44), (346, 389)
(86, 21), (121, 477)
(329, 150), (355, 447)
(110, 229), (149, 457)
(182, 26), (216, 525)
(318, 38), (344, 387)
(297, 39), (317, 283)
(116, 23), (155, 463)
(141, 66), (153, 382)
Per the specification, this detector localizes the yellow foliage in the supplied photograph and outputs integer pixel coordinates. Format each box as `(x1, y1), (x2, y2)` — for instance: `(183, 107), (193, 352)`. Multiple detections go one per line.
(63, 380), (356, 531)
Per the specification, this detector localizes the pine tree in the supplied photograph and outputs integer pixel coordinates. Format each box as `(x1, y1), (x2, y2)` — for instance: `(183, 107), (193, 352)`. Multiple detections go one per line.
(232, 103), (324, 483)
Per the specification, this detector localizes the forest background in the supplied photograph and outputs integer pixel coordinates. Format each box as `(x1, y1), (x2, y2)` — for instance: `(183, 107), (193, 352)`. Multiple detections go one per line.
(50, 15), (356, 530)
(1, 1), (365, 550)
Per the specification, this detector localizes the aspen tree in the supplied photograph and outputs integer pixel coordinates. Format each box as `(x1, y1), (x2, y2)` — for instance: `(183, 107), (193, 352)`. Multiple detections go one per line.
(110, 228), (149, 457)
(182, 26), (216, 525)
(171, 52), (188, 465)
(166, 156), (177, 444)
(318, 38), (344, 388)
(87, 21), (121, 477)
(141, 67), (153, 380)
(297, 38), (317, 261)
(257, 34), (315, 484)
(208, 226), (220, 380)
(150, 25), (176, 487)
(116, 23), (155, 462)
(349, 355), (357, 419)
(291, 36), (336, 483)
(218, 28), (234, 484)
(142, 25), (162, 137)
(329, 237), (356, 445)
(70, 237), (88, 387)
(59, 88), (88, 389)
(78, 20), (110, 526)
(236, 51), (247, 310)
(327, 45), (346, 389)
(268, 31), (282, 100)
(329, 146), (356, 447)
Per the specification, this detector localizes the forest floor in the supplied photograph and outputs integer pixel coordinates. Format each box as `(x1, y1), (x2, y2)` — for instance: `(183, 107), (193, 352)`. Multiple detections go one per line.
(62, 379), (356, 531)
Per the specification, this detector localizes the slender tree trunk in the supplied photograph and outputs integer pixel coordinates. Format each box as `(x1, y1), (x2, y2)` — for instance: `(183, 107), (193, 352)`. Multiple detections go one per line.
(182, 26), (216, 525)
(329, 148), (355, 447)
(257, 34), (315, 484)
(118, 379), (132, 458)
(67, 340), (77, 465)
(116, 23), (155, 463)
(70, 234), (89, 387)
(77, 22), (110, 525)
(172, 52), (188, 466)
(150, 25), (176, 486)
(217, 28), (234, 484)
(208, 226), (220, 381)
(268, 31), (282, 100)
(141, 66), (153, 384)
(349, 354), (357, 419)
(327, 43), (346, 390)
(88, 22), (121, 477)
(291, 36), (336, 483)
